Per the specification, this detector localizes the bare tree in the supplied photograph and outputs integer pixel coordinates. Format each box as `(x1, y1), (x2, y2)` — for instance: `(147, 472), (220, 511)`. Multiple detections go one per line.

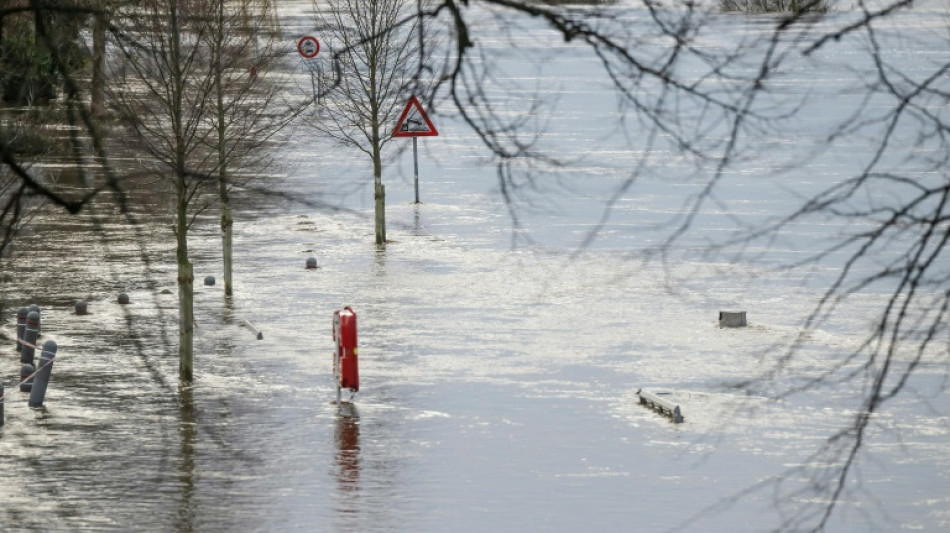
(204, 0), (292, 296)
(107, 0), (299, 378)
(108, 0), (220, 381)
(307, 0), (439, 245)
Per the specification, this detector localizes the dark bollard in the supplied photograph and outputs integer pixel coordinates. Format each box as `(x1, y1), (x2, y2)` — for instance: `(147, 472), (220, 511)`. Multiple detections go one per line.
(306, 257), (318, 269)
(29, 340), (57, 408)
(20, 363), (34, 393)
(15, 307), (28, 352)
(118, 293), (130, 305)
(204, 275), (215, 286)
(75, 300), (88, 315)
(21, 311), (40, 366)
(28, 304), (41, 335)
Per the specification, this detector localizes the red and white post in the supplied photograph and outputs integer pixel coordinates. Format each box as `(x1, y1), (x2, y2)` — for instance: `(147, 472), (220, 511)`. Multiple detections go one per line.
(332, 307), (359, 405)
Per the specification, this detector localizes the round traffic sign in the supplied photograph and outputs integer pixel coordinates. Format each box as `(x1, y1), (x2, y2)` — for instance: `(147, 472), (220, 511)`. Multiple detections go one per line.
(298, 36), (320, 59)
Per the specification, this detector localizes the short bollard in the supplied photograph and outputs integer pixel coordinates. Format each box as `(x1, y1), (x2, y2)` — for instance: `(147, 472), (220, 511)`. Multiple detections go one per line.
(204, 275), (215, 286)
(306, 257), (318, 269)
(21, 311), (40, 366)
(20, 363), (34, 393)
(15, 307), (28, 352)
(118, 292), (130, 304)
(28, 304), (40, 334)
(29, 340), (57, 408)
(75, 300), (88, 315)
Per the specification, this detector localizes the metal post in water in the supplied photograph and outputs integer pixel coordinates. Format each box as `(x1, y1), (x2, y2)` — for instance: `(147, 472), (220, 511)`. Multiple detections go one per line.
(310, 64), (318, 105)
(15, 307), (27, 352)
(20, 363), (34, 393)
(413, 136), (420, 204)
(21, 311), (39, 366)
(29, 340), (57, 408)
(1, 379), (4, 426)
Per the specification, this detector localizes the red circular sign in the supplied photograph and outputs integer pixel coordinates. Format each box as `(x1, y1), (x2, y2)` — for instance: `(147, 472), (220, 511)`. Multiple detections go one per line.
(297, 36), (320, 59)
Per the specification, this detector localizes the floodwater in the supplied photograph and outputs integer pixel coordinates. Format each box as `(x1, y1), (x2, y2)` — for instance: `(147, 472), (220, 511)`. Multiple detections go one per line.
(2, 1), (949, 532)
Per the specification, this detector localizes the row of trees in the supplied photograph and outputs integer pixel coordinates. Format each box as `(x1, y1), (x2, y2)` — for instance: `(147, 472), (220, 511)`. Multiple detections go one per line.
(0, 0), (432, 377)
(1, 0), (297, 379)
(106, 0), (295, 379)
(0, 0), (435, 378)
(1, 0), (947, 530)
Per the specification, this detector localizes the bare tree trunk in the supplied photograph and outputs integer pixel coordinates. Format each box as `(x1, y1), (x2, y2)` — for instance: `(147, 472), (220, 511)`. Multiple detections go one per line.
(90, 1), (106, 118)
(176, 192), (194, 382)
(373, 149), (385, 245)
(221, 205), (233, 294)
(170, 0), (193, 382)
(214, 0), (233, 296)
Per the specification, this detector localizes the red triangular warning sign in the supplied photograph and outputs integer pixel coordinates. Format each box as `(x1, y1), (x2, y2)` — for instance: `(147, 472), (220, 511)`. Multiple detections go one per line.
(393, 95), (439, 138)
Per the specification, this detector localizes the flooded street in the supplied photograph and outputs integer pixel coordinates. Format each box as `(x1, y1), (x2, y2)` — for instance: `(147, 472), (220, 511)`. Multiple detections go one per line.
(2, 1), (949, 531)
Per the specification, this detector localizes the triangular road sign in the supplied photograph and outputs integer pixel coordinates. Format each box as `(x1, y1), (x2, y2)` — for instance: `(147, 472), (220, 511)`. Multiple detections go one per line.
(393, 95), (439, 137)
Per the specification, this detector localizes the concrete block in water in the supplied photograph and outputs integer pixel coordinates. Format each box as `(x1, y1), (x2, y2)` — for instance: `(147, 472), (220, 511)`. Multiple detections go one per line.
(719, 311), (747, 328)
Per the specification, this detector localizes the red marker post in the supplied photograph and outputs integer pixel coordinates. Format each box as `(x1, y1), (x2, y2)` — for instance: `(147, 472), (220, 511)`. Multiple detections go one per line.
(332, 307), (359, 404)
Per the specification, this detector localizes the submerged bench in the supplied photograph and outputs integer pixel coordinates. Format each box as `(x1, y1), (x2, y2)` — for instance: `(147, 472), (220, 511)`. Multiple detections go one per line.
(636, 389), (684, 424)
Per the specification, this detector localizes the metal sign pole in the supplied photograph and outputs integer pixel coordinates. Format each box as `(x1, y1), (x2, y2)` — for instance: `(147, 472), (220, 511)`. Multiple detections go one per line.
(297, 36), (321, 104)
(310, 66), (317, 105)
(393, 96), (438, 206)
(413, 136), (420, 204)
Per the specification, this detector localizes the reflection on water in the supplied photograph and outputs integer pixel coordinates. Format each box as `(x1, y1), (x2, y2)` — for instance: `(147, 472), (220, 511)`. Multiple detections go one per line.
(334, 402), (361, 525)
(177, 384), (196, 533)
